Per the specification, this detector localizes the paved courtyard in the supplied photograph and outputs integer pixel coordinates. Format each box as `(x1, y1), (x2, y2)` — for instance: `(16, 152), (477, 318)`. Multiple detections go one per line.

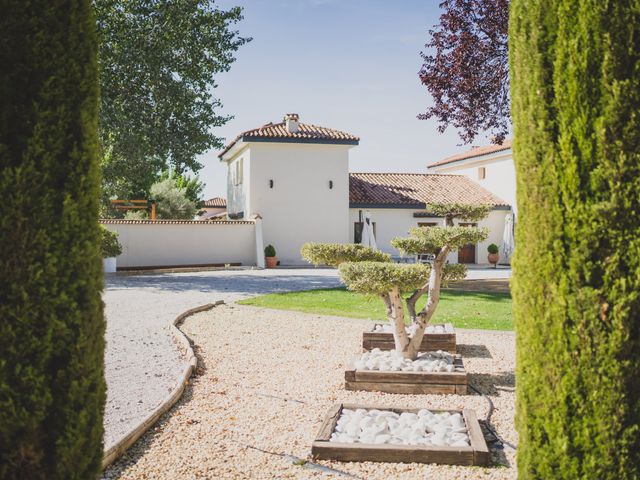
(103, 266), (511, 453)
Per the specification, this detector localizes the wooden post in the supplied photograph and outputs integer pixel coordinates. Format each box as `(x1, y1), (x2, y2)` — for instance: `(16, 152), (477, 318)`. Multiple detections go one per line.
(150, 202), (157, 220)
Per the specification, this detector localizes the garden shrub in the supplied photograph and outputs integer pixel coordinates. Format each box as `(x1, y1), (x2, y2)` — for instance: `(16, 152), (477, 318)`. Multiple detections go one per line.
(150, 178), (197, 219)
(0, 1), (106, 477)
(101, 226), (123, 258)
(301, 242), (391, 267)
(510, 0), (640, 477)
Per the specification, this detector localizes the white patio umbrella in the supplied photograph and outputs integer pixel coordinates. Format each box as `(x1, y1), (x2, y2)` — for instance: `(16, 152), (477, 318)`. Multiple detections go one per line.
(361, 210), (377, 250)
(502, 213), (515, 262)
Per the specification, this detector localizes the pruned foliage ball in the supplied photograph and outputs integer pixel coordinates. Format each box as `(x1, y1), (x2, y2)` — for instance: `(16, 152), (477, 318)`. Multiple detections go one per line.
(338, 262), (431, 295)
(301, 242), (391, 267)
(441, 263), (467, 285)
(427, 202), (492, 223)
(392, 226), (489, 255)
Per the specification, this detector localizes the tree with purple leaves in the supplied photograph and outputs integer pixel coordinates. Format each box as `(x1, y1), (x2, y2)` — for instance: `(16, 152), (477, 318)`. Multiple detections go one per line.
(419, 0), (510, 144)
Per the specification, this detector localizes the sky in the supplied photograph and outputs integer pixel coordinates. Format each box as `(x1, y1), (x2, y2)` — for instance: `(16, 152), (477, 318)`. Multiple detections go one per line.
(198, 0), (494, 198)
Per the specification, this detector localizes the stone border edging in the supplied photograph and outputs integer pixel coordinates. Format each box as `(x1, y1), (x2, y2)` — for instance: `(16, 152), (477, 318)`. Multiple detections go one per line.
(102, 300), (225, 469)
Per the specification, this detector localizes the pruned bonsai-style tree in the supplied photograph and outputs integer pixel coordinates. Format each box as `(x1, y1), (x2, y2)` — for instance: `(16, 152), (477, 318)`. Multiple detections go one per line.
(303, 203), (490, 360)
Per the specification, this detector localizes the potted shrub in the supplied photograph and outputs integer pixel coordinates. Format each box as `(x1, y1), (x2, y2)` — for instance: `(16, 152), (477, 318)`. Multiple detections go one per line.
(264, 244), (277, 268)
(101, 226), (123, 273)
(487, 243), (499, 268)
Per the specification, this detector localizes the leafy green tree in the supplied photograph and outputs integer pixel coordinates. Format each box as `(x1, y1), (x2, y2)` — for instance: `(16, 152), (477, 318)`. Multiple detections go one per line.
(302, 204), (488, 359)
(510, 1), (640, 478)
(123, 209), (149, 220)
(95, 0), (250, 199)
(150, 178), (198, 219)
(0, 0), (105, 477)
(159, 170), (205, 207)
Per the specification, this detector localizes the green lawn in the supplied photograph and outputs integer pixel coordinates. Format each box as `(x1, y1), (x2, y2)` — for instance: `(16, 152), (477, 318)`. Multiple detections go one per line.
(238, 287), (513, 331)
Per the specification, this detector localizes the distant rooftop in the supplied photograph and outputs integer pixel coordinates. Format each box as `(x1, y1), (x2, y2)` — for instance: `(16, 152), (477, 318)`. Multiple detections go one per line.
(203, 197), (226, 208)
(429, 139), (512, 168)
(219, 113), (359, 159)
(349, 172), (509, 208)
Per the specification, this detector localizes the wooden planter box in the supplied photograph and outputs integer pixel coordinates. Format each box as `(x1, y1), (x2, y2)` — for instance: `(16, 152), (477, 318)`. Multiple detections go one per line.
(362, 323), (456, 354)
(311, 403), (490, 466)
(345, 355), (467, 395)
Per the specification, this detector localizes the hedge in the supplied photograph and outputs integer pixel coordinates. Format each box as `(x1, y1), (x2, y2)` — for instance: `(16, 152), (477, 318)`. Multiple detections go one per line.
(0, 1), (106, 478)
(510, 1), (640, 478)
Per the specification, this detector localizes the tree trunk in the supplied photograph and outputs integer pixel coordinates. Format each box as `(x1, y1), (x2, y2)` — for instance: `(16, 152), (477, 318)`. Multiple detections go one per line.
(405, 259), (445, 359)
(406, 284), (428, 324)
(510, 1), (640, 477)
(384, 288), (410, 353)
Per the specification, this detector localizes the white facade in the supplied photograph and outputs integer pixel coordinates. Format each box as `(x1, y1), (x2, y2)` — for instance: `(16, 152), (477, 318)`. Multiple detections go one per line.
(348, 207), (509, 265)
(428, 148), (517, 216)
(217, 116), (513, 267)
(223, 142), (352, 265)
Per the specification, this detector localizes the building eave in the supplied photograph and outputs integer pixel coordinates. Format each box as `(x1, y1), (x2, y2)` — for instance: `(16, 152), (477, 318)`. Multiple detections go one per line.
(428, 149), (512, 171)
(349, 203), (427, 209)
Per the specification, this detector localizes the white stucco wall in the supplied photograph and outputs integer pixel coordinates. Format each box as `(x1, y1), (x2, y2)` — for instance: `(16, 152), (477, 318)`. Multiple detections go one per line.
(477, 209), (511, 264)
(244, 142), (352, 265)
(348, 207), (510, 265)
(102, 221), (256, 268)
(226, 148), (250, 216)
(429, 151), (517, 216)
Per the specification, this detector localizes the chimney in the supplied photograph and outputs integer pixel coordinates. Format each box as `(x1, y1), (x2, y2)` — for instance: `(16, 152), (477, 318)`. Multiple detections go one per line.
(284, 113), (299, 133)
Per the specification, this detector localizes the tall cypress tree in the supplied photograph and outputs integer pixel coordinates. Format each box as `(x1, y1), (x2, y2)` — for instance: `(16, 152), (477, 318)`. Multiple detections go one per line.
(0, 1), (105, 478)
(510, 1), (640, 478)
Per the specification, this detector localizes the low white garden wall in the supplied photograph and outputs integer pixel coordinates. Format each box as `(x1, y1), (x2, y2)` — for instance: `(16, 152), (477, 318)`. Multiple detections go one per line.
(101, 219), (257, 268)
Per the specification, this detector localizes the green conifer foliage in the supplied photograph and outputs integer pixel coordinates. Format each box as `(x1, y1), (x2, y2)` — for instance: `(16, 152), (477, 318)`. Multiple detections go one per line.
(0, 1), (105, 478)
(510, 1), (640, 478)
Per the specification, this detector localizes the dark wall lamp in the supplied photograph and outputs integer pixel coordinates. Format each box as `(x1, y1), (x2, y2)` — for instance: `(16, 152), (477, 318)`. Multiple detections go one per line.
(269, 179), (274, 188)
(329, 180), (333, 189)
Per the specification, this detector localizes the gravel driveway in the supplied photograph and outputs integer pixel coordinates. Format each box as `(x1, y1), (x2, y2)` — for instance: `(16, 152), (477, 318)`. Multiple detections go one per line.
(103, 304), (516, 479)
(103, 268), (341, 450)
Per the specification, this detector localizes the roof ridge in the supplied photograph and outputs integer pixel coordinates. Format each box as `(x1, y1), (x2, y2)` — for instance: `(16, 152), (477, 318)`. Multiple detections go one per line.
(350, 172), (465, 177)
(349, 170), (510, 207)
(219, 116), (359, 159)
(429, 139), (512, 168)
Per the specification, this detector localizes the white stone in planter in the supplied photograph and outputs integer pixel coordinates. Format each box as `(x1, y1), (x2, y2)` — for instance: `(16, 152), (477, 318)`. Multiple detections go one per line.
(353, 348), (455, 373)
(103, 257), (117, 273)
(330, 408), (470, 447)
(373, 323), (446, 335)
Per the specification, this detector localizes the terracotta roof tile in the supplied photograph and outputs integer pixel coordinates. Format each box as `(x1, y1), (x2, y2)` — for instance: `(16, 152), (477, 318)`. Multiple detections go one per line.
(203, 197), (226, 208)
(429, 139), (512, 168)
(349, 173), (509, 208)
(219, 115), (359, 158)
(198, 210), (228, 220)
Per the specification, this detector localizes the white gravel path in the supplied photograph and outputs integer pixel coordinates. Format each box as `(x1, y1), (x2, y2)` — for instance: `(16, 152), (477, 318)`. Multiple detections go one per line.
(103, 304), (516, 479)
(103, 268), (341, 450)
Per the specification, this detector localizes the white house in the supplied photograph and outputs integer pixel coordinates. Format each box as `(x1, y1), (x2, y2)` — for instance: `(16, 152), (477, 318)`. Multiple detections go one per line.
(426, 140), (516, 215)
(348, 172), (510, 264)
(220, 114), (513, 266)
(219, 113), (358, 265)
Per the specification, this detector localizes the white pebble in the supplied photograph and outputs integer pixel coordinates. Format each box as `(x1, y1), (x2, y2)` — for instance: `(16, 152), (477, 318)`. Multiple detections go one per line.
(330, 408), (470, 447)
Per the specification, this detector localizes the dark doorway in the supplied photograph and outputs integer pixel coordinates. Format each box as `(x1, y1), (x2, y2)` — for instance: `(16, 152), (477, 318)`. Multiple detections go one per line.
(457, 222), (477, 264)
